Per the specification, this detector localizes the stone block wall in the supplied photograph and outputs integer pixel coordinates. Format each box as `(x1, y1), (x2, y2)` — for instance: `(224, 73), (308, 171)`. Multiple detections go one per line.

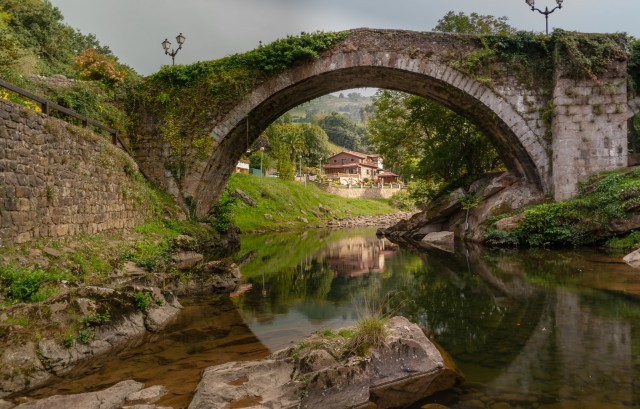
(552, 57), (629, 200)
(315, 183), (403, 199)
(0, 100), (152, 246)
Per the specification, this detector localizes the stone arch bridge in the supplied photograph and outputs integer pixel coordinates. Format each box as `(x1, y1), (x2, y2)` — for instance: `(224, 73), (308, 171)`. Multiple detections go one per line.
(135, 29), (636, 216)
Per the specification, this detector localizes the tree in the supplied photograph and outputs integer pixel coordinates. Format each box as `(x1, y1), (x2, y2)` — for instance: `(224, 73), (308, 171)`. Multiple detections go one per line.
(317, 113), (366, 152)
(261, 121), (331, 176)
(433, 11), (516, 36)
(301, 123), (331, 167)
(366, 90), (501, 196)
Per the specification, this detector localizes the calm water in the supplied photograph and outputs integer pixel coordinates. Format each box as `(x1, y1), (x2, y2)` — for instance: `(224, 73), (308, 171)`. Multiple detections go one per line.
(26, 227), (640, 409)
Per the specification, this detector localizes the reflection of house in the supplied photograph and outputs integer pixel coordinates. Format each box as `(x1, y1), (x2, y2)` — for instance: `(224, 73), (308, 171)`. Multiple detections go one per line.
(321, 236), (399, 277)
(235, 162), (250, 174)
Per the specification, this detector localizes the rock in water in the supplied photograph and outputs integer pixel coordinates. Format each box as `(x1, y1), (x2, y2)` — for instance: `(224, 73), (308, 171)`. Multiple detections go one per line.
(623, 249), (640, 268)
(188, 316), (461, 409)
(420, 231), (455, 253)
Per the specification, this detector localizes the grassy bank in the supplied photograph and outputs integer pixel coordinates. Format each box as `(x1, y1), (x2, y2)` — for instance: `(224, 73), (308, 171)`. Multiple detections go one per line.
(226, 173), (398, 232)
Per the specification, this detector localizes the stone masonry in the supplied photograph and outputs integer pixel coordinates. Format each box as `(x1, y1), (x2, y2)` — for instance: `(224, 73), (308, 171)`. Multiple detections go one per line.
(135, 29), (635, 215)
(0, 100), (150, 246)
(552, 51), (629, 200)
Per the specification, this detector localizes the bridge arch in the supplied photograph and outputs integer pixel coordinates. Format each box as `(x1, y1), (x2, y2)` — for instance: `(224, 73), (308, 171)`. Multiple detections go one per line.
(188, 32), (550, 215)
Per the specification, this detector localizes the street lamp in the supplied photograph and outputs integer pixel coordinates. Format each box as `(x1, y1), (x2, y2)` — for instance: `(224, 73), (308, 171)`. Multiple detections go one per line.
(161, 33), (186, 65)
(525, 0), (564, 35)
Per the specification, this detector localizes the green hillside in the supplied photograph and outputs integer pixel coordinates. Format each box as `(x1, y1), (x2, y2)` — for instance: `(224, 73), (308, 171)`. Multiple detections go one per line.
(226, 173), (397, 232)
(287, 93), (373, 125)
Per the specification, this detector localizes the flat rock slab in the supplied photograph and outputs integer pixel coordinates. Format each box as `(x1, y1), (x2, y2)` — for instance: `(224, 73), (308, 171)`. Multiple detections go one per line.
(421, 231), (455, 253)
(14, 380), (144, 409)
(188, 316), (461, 409)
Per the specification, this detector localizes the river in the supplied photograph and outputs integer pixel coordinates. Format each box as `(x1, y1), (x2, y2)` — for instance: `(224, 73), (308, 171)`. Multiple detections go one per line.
(26, 227), (640, 409)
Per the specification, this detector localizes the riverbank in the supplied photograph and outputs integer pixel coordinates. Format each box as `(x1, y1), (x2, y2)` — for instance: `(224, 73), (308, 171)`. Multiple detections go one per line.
(226, 173), (402, 232)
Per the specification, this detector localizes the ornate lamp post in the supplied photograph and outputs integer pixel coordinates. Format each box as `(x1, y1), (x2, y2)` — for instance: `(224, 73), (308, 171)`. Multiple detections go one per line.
(161, 33), (186, 65)
(525, 0), (563, 35)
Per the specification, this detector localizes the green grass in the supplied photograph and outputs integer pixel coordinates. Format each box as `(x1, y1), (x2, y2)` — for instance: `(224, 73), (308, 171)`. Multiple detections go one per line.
(226, 173), (398, 232)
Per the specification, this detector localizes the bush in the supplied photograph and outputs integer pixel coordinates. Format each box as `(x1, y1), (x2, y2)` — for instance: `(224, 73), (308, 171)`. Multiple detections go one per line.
(211, 189), (236, 233)
(0, 265), (72, 304)
(74, 48), (127, 84)
(132, 291), (152, 311)
(389, 190), (416, 211)
(123, 239), (171, 271)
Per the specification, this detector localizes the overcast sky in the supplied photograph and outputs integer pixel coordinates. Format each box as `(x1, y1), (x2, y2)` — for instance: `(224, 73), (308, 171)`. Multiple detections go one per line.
(49, 0), (640, 77)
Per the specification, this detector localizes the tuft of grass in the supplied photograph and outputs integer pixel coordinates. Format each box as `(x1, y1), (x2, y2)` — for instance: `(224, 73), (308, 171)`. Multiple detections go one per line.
(345, 316), (388, 357)
(605, 231), (640, 250)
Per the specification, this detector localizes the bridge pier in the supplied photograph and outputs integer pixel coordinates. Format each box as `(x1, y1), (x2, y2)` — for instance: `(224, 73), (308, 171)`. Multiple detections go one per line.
(551, 48), (629, 201)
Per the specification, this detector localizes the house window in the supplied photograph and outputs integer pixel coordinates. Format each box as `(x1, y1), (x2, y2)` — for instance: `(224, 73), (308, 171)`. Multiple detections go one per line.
(367, 169), (370, 175)
(334, 159), (337, 163)
(351, 158), (354, 162)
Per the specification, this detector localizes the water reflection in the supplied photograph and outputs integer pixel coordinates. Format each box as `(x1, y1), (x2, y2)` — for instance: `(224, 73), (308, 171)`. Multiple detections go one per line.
(234, 229), (640, 408)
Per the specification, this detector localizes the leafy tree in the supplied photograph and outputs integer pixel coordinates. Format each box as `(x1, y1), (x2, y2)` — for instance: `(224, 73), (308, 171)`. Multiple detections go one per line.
(317, 112), (366, 151)
(261, 121), (331, 177)
(248, 150), (274, 174)
(366, 90), (501, 197)
(74, 48), (127, 84)
(301, 123), (331, 167)
(433, 11), (516, 36)
(275, 144), (295, 180)
(0, 0), (118, 77)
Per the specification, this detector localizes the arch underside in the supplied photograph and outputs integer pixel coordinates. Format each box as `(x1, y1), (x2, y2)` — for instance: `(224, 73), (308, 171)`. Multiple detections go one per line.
(194, 65), (546, 215)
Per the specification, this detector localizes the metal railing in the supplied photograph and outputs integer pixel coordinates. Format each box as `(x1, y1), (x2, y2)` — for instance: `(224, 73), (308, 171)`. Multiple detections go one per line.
(0, 78), (148, 180)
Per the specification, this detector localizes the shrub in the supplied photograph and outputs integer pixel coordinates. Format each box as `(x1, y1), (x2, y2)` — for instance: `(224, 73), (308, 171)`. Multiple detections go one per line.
(132, 291), (153, 311)
(389, 190), (416, 211)
(0, 265), (72, 304)
(74, 48), (127, 84)
(211, 189), (236, 233)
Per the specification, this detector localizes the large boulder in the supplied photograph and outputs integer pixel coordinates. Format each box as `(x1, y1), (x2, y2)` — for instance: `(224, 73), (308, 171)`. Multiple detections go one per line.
(384, 172), (543, 244)
(188, 316), (461, 409)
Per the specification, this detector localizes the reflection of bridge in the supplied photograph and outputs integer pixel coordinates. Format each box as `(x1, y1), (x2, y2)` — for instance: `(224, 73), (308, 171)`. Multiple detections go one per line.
(135, 29), (637, 215)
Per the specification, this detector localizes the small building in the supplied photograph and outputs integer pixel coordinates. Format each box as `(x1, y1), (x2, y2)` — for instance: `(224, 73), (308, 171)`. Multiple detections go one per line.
(235, 162), (250, 174)
(377, 170), (400, 184)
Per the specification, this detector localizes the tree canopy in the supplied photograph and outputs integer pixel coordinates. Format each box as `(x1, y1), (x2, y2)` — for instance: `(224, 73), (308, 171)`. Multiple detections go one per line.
(366, 90), (501, 193)
(317, 112), (367, 152)
(433, 11), (516, 36)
